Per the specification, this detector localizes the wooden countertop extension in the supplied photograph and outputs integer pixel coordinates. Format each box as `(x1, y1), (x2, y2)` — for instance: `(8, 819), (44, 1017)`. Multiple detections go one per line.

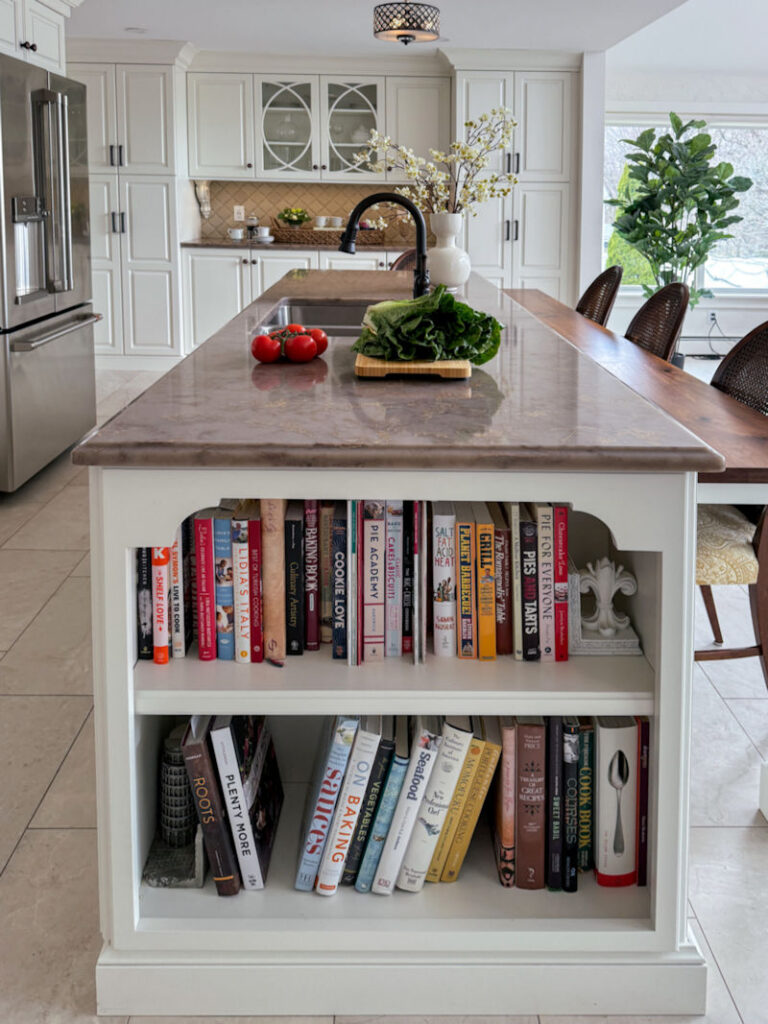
(72, 272), (723, 474)
(507, 289), (768, 485)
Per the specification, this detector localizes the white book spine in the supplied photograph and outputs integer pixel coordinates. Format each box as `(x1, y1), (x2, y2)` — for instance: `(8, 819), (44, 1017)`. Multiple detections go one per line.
(432, 508), (457, 657)
(371, 723), (441, 895)
(170, 527), (185, 658)
(315, 725), (382, 896)
(396, 722), (473, 892)
(595, 719), (638, 884)
(151, 548), (170, 657)
(363, 501), (385, 661)
(509, 503), (522, 660)
(535, 504), (555, 661)
(232, 519), (251, 664)
(385, 501), (404, 657)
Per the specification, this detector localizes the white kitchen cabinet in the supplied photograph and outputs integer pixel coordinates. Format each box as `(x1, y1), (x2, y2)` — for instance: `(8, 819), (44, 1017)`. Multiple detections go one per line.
(187, 72), (255, 179)
(513, 71), (575, 183)
(255, 76), (320, 180)
(0, 0), (18, 56)
(318, 250), (386, 271)
(88, 175), (124, 355)
(320, 76), (385, 181)
(260, 250), (319, 292)
(69, 63), (117, 172)
(511, 183), (571, 300)
(182, 247), (251, 352)
(385, 76), (451, 182)
(21, 0), (64, 72)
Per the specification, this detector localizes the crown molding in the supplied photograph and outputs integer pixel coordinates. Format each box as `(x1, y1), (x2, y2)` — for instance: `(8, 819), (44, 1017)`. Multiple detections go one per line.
(439, 48), (582, 71)
(187, 49), (451, 75)
(66, 38), (199, 67)
(45, 0), (84, 15)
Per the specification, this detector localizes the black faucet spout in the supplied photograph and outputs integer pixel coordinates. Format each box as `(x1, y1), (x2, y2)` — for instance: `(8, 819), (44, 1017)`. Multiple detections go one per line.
(340, 192), (430, 299)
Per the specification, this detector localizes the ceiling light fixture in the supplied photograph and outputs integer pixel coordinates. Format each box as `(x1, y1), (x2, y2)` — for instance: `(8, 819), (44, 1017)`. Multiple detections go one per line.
(373, 1), (440, 45)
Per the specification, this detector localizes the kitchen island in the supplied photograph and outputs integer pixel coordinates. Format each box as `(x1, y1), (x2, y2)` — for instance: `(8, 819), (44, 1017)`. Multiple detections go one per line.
(74, 271), (723, 1017)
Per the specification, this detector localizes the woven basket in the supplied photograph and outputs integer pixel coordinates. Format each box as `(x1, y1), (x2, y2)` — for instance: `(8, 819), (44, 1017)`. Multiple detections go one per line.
(271, 225), (385, 247)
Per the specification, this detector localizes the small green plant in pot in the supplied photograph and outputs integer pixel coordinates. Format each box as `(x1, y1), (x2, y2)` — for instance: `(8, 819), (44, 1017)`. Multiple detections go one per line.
(606, 113), (753, 307)
(277, 207), (311, 227)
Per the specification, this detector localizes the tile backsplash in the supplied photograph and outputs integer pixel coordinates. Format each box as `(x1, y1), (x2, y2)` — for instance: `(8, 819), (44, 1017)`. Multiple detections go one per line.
(201, 180), (419, 246)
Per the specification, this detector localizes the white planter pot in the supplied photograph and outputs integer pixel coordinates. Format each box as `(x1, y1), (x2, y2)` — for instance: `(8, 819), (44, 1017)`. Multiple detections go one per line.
(428, 212), (471, 292)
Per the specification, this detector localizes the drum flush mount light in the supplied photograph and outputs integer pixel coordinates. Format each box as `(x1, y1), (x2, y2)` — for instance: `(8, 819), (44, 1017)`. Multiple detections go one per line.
(373, 1), (440, 44)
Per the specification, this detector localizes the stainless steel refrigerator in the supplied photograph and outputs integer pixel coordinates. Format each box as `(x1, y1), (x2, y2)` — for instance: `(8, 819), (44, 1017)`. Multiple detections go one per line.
(0, 53), (98, 492)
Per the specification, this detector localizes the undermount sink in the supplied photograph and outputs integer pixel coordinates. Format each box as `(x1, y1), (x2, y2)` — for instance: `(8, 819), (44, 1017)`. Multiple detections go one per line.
(262, 301), (370, 337)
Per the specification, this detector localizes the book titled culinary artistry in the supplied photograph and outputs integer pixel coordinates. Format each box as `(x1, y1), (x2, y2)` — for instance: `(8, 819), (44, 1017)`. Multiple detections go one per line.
(285, 501), (305, 656)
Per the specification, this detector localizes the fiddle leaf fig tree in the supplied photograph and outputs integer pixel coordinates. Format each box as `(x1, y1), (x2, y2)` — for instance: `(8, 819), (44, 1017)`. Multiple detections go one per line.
(606, 113), (753, 307)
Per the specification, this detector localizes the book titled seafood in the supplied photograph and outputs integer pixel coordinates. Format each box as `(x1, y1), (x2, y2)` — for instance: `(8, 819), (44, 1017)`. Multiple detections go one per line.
(363, 500), (386, 661)
(385, 500), (404, 657)
(213, 510), (235, 661)
(431, 501), (457, 657)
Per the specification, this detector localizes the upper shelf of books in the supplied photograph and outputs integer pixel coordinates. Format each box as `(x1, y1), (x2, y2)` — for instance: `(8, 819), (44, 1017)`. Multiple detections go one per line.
(72, 272), (722, 474)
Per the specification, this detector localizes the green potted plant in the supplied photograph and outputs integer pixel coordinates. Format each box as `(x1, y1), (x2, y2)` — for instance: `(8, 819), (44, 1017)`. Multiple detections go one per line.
(277, 206), (312, 228)
(606, 114), (753, 307)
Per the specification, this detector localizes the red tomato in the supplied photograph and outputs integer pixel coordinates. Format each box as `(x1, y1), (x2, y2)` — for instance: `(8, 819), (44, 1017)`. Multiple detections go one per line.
(251, 333), (281, 363)
(308, 328), (328, 355)
(285, 322), (305, 333)
(284, 333), (317, 363)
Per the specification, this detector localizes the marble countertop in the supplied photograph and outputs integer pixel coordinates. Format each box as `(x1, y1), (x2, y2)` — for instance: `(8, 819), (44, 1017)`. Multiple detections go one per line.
(73, 271), (724, 473)
(181, 237), (394, 252)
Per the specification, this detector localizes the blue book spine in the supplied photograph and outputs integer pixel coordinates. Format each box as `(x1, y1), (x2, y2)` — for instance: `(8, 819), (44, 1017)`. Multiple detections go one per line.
(295, 716), (358, 890)
(354, 754), (409, 893)
(213, 515), (235, 660)
(332, 511), (347, 660)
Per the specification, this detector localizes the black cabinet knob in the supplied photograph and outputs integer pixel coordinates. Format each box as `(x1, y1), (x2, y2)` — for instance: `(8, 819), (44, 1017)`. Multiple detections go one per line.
(312, 163), (319, 170)
(251, 259), (257, 265)
(30, 43), (37, 51)
(321, 164), (327, 170)
(242, 258), (248, 264)
(378, 261), (384, 267)
(246, 162), (253, 169)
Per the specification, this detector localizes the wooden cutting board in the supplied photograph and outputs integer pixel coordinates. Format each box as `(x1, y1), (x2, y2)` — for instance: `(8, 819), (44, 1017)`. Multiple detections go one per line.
(354, 353), (471, 379)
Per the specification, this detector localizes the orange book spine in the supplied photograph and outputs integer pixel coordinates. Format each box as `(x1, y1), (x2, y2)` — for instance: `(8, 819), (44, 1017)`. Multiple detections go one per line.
(475, 511), (496, 661)
(151, 546), (171, 665)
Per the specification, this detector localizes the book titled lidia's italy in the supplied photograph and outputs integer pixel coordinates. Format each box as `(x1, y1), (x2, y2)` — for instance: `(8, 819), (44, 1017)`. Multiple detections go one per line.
(431, 501), (457, 657)
(231, 516), (250, 664)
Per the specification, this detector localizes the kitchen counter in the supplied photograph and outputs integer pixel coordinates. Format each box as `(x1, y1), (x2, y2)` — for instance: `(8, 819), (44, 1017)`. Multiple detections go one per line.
(73, 271), (723, 474)
(181, 237), (394, 251)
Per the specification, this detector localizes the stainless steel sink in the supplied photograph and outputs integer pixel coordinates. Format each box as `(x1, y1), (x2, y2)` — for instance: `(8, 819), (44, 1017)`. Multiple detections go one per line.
(262, 301), (369, 337)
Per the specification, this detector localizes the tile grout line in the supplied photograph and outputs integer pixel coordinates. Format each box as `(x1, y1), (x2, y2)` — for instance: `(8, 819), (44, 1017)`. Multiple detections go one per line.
(0, 703), (93, 879)
(0, 559), (89, 664)
(697, 661), (768, 761)
(0, 459), (83, 548)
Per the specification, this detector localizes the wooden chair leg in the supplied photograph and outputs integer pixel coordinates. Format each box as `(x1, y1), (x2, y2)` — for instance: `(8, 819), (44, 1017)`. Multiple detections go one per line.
(748, 580), (768, 690)
(700, 585), (724, 645)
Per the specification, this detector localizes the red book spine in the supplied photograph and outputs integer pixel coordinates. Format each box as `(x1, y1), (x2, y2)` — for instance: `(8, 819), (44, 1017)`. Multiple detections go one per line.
(636, 715), (649, 887)
(554, 505), (569, 662)
(304, 500), (320, 651)
(248, 516), (263, 663)
(195, 518), (216, 661)
(152, 546), (171, 665)
(494, 522), (513, 655)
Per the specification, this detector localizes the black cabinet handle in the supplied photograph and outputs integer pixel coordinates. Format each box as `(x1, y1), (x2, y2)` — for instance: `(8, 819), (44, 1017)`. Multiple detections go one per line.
(21, 40), (36, 50)
(117, 144), (124, 166)
(109, 144), (116, 166)
(514, 152), (521, 175)
(505, 219), (510, 242)
(120, 212), (126, 234)
(506, 152), (511, 175)
(513, 219), (519, 241)
(111, 212), (118, 234)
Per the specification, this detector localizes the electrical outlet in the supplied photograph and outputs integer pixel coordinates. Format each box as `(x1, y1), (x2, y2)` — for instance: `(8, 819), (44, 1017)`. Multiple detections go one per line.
(708, 311), (718, 324)
(233, 205), (245, 222)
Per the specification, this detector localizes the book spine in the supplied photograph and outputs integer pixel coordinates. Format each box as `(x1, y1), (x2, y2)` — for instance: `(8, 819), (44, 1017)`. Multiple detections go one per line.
(456, 521), (476, 659)
(595, 721), (638, 887)
(397, 723), (473, 892)
(372, 726), (441, 895)
(285, 515), (304, 656)
(419, 503), (428, 663)
(442, 738), (501, 882)
(495, 725), (516, 887)
(510, 503), (523, 661)
(357, 500), (364, 664)
(402, 500), (414, 655)
(261, 499), (286, 665)
(537, 506), (555, 661)
(385, 501), (404, 657)
(427, 738), (484, 883)
(332, 513), (347, 660)
(136, 547), (153, 660)
(182, 517), (194, 653)
(432, 510), (457, 657)
(213, 517), (234, 661)
(578, 720), (595, 871)
(516, 721), (546, 889)
(316, 727), (381, 896)
(232, 520), (251, 664)
(355, 755), (409, 893)
(546, 715), (563, 890)
(182, 730), (240, 896)
(363, 501), (385, 662)
(342, 737), (395, 885)
(520, 519), (540, 661)
(194, 519), (216, 661)
(412, 500), (420, 664)
(152, 546), (171, 665)
(553, 505), (569, 662)
(494, 520), (513, 656)
(188, 519), (198, 646)
(636, 716), (649, 887)
(346, 500), (357, 667)
(476, 517), (496, 661)
(562, 720), (580, 892)
(170, 528), (186, 659)
(248, 516), (264, 663)
(319, 502), (334, 643)
(304, 501), (320, 651)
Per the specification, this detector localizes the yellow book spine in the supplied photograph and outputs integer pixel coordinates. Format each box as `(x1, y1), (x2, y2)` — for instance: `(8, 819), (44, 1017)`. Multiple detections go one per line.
(476, 517), (496, 660)
(426, 739), (485, 882)
(456, 520), (476, 658)
(441, 740), (502, 882)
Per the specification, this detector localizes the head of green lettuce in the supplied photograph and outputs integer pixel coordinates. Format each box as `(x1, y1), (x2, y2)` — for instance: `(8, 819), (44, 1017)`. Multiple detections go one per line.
(352, 285), (502, 366)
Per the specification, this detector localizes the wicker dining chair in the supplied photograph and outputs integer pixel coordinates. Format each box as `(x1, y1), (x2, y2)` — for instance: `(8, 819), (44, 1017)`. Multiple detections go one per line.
(575, 265), (623, 326)
(390, 248), (417, 271)
(624, 282), (690, 361)
(695, 320), (768, 687)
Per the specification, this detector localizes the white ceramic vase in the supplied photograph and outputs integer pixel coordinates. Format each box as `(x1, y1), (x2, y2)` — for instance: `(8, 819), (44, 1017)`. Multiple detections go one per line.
(427, 212), (471, 292)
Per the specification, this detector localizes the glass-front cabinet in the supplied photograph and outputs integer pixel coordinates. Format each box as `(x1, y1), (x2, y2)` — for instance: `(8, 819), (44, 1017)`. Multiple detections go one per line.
(320, 76), (384, 180)
(255, 77), (320, 179)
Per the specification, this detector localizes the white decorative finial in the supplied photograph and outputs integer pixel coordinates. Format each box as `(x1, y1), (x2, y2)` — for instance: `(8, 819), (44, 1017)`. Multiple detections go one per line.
(579, 557), (637, 637)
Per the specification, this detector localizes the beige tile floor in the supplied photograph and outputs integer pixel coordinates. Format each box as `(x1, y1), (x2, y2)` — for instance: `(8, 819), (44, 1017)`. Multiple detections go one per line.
(0, 366), (766, 1024)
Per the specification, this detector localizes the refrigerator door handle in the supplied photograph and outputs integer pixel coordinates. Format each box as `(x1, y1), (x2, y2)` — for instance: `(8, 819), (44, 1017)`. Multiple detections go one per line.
(10, 312), (102, 352)
(54, 92), (74, 293)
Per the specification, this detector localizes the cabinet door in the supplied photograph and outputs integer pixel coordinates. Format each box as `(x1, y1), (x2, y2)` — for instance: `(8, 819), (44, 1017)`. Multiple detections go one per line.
(511, 183), (570, 301)
(384, 77), (450, 183)
(88, 174), (123, 354)
(259, 251), (319, 294)
(116, 65), (175, 175)
(188, 73), (255, 179)
(318, 251), (385, 271)
(454, 72), (513, 174)
(320, 76), (385, 181)
(386, 250), (405, 269)
(119, 177), (181, 356)
(182, 248), (251, 353)
(0, 0), (18, 58)
(23, 0), (64, 73)
(68, 63), (118, 172)
(255, 77), (320, 180)
(513, 72), (574, 182)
